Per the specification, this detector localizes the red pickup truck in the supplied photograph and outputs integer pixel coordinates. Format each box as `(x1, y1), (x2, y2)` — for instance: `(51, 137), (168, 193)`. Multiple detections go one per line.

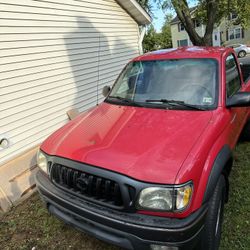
(36, 47), (250, 250)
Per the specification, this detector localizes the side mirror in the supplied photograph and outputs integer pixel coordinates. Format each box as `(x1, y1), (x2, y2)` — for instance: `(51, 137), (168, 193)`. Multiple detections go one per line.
(102, 86), (111, 97)
(227, 92), (250, 108)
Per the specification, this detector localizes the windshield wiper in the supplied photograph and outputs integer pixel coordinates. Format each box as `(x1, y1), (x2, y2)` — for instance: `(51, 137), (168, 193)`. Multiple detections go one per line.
(145, 99), (206, 111)
(107, 96), (143, 107)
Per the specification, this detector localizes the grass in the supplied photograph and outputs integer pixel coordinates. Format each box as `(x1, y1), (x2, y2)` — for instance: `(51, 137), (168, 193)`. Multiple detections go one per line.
(220, 142), (250, 250)
(0, 142), (249, 250)
(0, 194), (119, 250)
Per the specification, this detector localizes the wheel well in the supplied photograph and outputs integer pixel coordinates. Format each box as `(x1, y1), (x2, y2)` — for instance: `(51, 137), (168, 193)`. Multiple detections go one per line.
(203, 145), (233, 203)
(222, 157), (233, 203)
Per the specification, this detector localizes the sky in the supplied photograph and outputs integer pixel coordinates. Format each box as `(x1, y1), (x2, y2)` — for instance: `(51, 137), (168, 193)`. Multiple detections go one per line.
(151, 2), (169, 32)
(151, 2), (166, 32)
(151, 1), (197, 32)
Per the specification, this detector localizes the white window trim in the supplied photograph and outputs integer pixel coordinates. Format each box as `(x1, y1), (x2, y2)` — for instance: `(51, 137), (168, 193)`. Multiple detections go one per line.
(230, 12), (238, 20)
(229, 28), (242, 40)
(179, 23), (185, 32)
(177, 39), (188, 47)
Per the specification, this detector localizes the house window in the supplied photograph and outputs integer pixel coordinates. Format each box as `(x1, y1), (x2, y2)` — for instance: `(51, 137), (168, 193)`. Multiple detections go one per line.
(229, 28), (242, 40)
(193, 19), (201, 28)
(230, 12), (238, 20)
(178, 23), (185, 32)
(229, 30), (235, 40)
(177, 39), (188, 47)
(196, 20), (201, 27)
(235, 28), (241, 39)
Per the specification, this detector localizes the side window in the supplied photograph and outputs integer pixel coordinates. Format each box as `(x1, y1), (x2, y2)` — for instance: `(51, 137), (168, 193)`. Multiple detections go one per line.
(226, 54), (241, 97)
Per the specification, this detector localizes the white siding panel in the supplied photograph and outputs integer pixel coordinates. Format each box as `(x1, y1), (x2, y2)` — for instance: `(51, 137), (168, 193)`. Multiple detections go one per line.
(1, 54), (134, 103)
(0, 36), (138, 49)
(0, 0), (140, 165)
(0, 40), (136, 58)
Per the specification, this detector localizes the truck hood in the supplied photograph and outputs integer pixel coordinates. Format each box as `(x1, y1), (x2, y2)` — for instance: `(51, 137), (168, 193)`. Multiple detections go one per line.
(41, 102), (213, 184)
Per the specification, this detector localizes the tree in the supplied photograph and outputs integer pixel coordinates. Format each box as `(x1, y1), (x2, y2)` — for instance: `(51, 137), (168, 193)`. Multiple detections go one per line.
(137, 0), (250, 46)
(162, 0), (225, 46)
(143, 24), (160, 52)
(159, 14), (172, 49)
(137, 0), (153, 14)
(142, 15), (172, 52)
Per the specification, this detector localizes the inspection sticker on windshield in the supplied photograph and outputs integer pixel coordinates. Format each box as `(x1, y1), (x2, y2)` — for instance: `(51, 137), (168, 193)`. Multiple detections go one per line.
(203, 97), (213, 104)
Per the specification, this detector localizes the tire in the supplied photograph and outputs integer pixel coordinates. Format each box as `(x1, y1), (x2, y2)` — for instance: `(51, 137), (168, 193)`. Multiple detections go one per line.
(198, 176), (226, 250)
(241, 119), (250, 141)
(238, 50), (247, 58)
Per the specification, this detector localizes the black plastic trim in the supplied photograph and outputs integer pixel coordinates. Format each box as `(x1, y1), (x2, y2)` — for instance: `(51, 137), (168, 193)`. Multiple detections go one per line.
(42, 152), (193, 213)
(203, 145), (233, 203)
(36, 170), (207, 250)
(226, 92), (250, 108)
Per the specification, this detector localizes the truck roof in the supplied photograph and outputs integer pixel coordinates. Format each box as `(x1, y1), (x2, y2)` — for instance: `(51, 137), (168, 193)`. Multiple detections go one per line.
(133, 46), (231, 61)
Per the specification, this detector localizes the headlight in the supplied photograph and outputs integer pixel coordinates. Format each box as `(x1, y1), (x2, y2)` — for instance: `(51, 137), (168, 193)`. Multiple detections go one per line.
(138, 187), (173, 210)
(37, 150), (48, 174)
(137, 183), (193, 212)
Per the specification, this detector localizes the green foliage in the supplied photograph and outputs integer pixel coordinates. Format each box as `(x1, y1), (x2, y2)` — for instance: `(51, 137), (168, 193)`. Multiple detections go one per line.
(136, 0), (152, 14)
(159, 14), (173, 49)
(143, 25), (160, 52)
(228, 0), (250, 28)
(142, 17), (172, 53)
(137, 0), (250, 46)
(195, 0), (250, 28)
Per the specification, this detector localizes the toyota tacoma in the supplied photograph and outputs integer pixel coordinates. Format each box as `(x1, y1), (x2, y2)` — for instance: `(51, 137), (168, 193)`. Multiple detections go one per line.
(36, 47), (250, 250)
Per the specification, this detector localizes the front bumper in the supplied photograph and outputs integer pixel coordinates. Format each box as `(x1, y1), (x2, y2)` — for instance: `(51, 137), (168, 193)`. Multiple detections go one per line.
(36, 171), (207, 250)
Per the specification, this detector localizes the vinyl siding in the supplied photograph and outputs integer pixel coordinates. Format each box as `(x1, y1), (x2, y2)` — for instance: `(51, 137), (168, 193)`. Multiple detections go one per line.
(171, 23), (205, 48)
(0, 0), (140, 165)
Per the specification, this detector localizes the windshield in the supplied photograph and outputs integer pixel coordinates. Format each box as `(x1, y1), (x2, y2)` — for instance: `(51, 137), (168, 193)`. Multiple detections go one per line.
(106, 59), (218, 110)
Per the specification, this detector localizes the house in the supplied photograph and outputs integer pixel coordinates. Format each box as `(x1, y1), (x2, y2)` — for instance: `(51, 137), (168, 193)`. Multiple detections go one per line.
(170, 10), (250, 48)
(0, 0), (151, 212)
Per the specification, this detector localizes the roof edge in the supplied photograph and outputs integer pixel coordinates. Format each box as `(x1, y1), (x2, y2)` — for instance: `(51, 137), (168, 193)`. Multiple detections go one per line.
(170, 6), (197, 25)
(116, 0), (151, 25)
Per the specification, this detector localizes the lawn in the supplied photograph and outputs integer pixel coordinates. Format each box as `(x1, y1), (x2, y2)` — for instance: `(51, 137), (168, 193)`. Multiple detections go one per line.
(0, 142), (249, 250)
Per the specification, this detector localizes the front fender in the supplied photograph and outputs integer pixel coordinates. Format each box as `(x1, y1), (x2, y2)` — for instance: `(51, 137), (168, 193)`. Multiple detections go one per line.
(202, 145), (232, 203)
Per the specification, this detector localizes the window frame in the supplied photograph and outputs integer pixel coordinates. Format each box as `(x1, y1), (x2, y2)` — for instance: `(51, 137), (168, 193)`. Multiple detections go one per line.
(105, 58), (220, 111)
(225, 53), (242, 99)
(230, 12), (238, 20)
(178, 23), (185, 32)
(229, 28), (242, 40)
(192, 19), (201, 28)
(177, 39), (188, 47)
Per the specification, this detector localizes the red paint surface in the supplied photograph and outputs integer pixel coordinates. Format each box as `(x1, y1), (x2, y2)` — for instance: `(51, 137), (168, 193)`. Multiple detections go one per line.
(41, 47), (250, 218)
(41, 103), (213, 185)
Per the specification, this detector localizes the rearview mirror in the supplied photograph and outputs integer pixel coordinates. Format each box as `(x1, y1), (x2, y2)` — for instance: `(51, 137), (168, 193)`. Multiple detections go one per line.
(102, 86), (111, 97)
(226, 92), (250, 108)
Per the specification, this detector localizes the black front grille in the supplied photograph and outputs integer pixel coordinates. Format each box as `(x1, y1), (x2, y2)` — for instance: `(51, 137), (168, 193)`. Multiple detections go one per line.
(50, 164), (123, 208)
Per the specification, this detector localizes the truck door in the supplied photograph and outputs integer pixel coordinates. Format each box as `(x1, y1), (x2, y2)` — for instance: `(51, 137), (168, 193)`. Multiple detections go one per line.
(225, 54), (246, 144)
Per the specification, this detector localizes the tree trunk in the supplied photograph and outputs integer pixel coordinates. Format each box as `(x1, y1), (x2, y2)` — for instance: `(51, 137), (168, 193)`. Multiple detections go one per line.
(202, 33), (213, 46)
(171, 0), (216, 47)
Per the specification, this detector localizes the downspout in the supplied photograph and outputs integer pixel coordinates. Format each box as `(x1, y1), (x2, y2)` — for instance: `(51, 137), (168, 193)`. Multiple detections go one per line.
(139, 25), (146, 55)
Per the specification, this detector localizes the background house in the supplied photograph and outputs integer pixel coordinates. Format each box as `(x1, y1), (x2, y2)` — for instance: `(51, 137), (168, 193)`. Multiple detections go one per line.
(0, 0), (151, 212)
(171, 11), (250, 47)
